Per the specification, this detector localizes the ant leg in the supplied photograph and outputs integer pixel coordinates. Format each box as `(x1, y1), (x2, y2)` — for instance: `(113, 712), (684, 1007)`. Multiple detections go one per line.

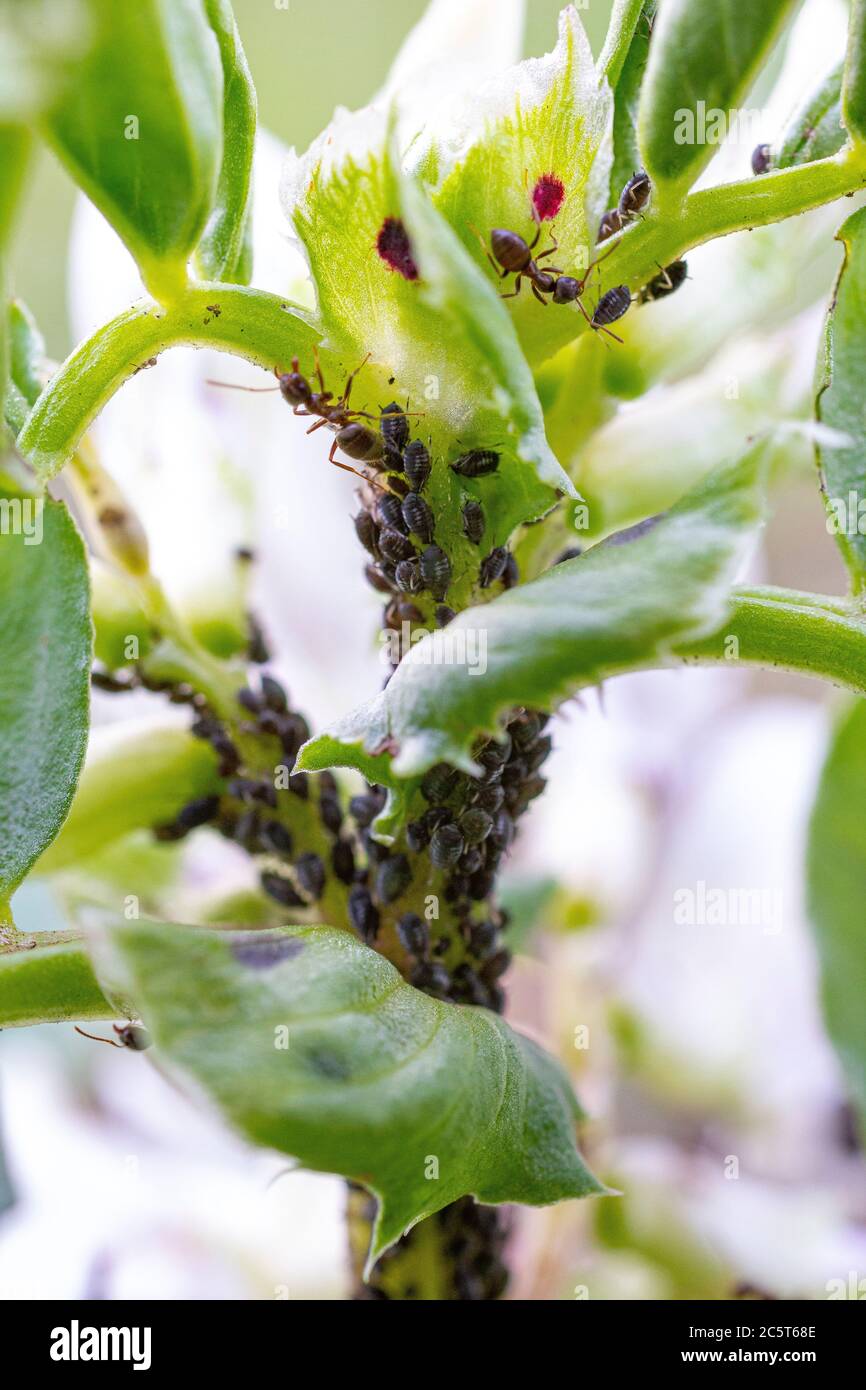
(528, 225), (542, 252)
(305, 418), (329, 435)
(501, 275), (524, 299)
(577, 241), (619, 292)
(531, 283), (549, 305)
(311, 345), (327, 394)
(340, 352), (372, 408)
(536, 232), (560, 261)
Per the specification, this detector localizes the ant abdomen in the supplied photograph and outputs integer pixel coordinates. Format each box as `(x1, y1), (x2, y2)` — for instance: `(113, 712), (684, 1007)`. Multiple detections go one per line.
(490, 229), (532, 273)
(336, 422), (385, 463)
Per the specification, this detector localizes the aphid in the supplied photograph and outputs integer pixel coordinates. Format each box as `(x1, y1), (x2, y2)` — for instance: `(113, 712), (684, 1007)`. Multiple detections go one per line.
(394, 559), (422, 594)
(349, 793), (380, 827)
(288, 772), (309, 799)
(421, 762), (457, 802)
(406, 818), (431, 852)
(295, 852), (326, 900)
(378, 527), (416, 564)
(364, 562), (395, 594)
(469, 919), (498, 956)
(553, 544), (582, 564)
(410, 960), (452, 994)
(480, 947), (512, 983)
(260, 820), (293, 855)
(376, 492), (408, 534)
(175, 795), (221, 831)
(502, 552), (519, 588)
(319, 791), (343, 835)
(348, 884), (380, 943)
(353, 511), (379, 555)
(401, 492), (435, 543)
(596, 207), (623, 243)
(375, 853), (411, 904)
(462, 499), (485, 544)
(593, 285), (632, 331)
(460, 846), (485, 876)
(380, 401), (410, 454)
(638, 259), (688, 304)
(751, 143), (772, 176)
(261, 870), (306, 908)
(420, 544), (452, 600)
(331, 839), (356, 884)
(479, 546), (509, 588)
(472, 782), (505, 814)
(511, 712), (542, 750)
(74, 1023), (151, 1051)
(459, 807), (493, 844)
(451, 449), (500, 478)
(476, 734), (511, 771)
(435, 605), (456, 627)
(618, 169), (651, 219)
(430, 823), (465, 869)
(403, 440), (431, 490)
(397, 912), (429, 958)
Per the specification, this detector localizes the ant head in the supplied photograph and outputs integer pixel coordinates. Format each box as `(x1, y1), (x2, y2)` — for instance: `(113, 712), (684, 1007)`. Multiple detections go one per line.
(278, 370), (312, 407)
(552, 276), (580, 303)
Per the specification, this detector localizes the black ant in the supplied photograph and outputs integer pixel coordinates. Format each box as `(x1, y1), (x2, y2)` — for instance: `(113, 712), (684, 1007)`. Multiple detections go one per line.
(208, 349), (418, 486)
(475, 225), (628, 341)
(75, 1023), (151, 1051)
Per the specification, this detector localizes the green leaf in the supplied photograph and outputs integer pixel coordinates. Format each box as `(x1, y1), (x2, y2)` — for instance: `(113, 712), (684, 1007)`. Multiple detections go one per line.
(606, 1), (657, 206)
(815, 206), (866, 594)
(0, 939), (114, 1027)
(35, 727), (221, 875)
(843, 0), (866, 149)
(0, 129), (33, 425)
(194, 0), (256, 285)
(807, 698), (866, 1134)
(0, 493), (91, 911)
(776, 60), (846, 169)
(599, 0), (648, 90)
(103, 920), (605, 1270)
(637, 0), (798, 200)
(301, 443), (767, 780)
(17, 284), (320, 482)
(428, 5), (613, 369)
(42, 0), (223, 301)
(283, 119), (573, 534)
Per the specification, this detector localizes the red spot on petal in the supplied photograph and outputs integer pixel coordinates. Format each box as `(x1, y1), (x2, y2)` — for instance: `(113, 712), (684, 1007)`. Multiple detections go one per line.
(532, 173), (566, 222)
(376, 217), (419, 281)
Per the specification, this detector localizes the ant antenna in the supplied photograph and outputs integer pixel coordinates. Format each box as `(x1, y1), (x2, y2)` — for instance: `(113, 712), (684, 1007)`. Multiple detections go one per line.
(206, 379), (280, 393)
(74, 1025), (123, 1048)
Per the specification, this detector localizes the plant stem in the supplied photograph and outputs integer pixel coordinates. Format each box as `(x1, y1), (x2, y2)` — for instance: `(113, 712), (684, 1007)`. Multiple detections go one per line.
(0, 939), (116, 1026)
(674, 585), (866, 692)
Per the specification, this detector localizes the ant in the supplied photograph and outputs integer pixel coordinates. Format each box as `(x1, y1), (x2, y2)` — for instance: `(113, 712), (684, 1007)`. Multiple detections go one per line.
(475, 225), (627, 341)
(208, 349), (417, 486)
(75, 1023), (151, 1051)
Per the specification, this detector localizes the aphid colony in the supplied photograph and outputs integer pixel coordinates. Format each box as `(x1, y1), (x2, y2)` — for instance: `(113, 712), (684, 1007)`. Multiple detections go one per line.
(352, 1187), (509, 1302)
(353, 408), (518, 627)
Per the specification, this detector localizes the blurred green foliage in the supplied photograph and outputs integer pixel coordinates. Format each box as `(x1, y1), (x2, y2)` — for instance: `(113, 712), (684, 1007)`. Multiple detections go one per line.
(7, 0), (610, 360)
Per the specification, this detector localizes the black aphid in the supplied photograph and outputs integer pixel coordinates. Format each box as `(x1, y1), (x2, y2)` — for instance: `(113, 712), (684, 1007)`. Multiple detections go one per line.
(461, 500), (485, 545)
(420, 544), (451, 600)
(451, 449), (500, 478)
(401, 492), (435, 543)
(403, 440), (431, 490)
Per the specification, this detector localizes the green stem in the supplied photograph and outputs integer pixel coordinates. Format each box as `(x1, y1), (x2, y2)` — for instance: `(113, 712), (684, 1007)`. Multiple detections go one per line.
(674, 585), (866, 692)
(598, 0), (645, 88)
(0, 939), (116, 1027)
(18, 285), (320, 482)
